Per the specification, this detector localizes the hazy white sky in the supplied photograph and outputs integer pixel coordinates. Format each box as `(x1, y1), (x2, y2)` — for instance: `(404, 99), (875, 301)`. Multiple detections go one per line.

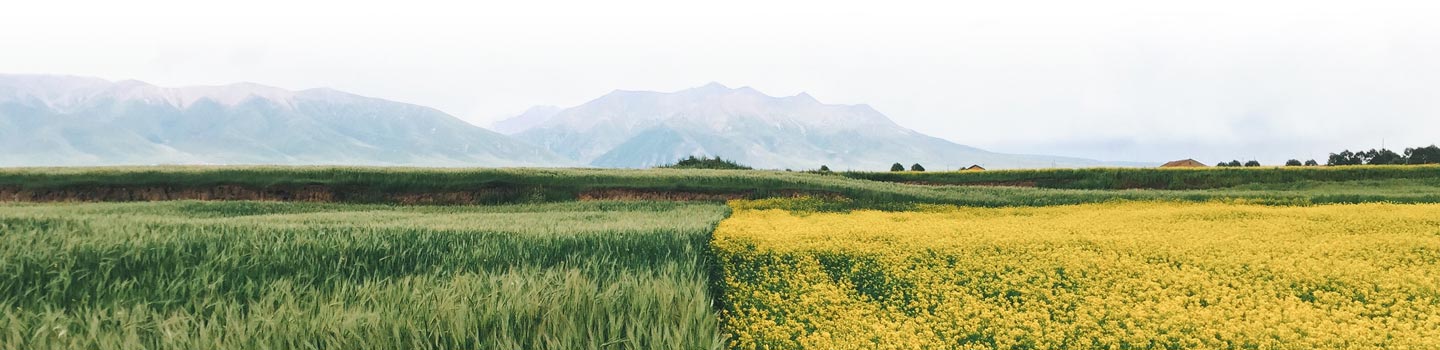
(4, 0), (1438, 163)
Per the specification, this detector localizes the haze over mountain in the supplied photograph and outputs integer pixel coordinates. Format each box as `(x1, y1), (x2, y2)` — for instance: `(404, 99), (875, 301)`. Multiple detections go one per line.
(3, 74), (1139, 170)
(0, 74), (571, 167)
(501, 83), (1134, 170)
(490, 105), (561, 135)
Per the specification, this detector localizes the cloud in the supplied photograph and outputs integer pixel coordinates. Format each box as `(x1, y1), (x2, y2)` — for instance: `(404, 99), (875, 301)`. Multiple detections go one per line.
(2, 0), (1436, 163)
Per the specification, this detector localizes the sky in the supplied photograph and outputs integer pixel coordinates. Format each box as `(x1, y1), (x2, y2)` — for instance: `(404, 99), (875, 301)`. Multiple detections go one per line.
(3, 0), (1438, 164)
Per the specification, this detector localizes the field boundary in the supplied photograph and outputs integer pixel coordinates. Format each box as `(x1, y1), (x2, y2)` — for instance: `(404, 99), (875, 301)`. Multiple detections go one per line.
(846, 164), (1440, 189)
(0, 184), (844, 204)
(4, 166), (1439, 208)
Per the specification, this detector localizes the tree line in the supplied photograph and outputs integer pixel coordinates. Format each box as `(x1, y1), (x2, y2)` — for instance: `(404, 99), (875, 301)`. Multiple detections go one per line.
(662, 146), (1439, 172)
(1215, 160), (1267, 167)
(1216, 145), (1440, 167)
(1324, 145), (1440, 166)
(891, 163), (925, 172)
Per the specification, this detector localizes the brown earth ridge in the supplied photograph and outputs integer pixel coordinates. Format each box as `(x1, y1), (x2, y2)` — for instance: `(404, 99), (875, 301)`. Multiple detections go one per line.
(0, 185), (836, 204)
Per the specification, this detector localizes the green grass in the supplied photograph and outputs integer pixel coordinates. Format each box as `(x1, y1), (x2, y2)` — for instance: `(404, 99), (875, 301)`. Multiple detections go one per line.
(0, 200), (729, 349)
(841, 164), (1440, 189)
(3, 166), (1440, 210)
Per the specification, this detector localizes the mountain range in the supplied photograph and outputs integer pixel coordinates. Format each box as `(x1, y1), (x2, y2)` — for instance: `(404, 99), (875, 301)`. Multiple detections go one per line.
(500, 82), (1124, 169)
(0, 74), (570, 167)
(1, 74), (1135, 169)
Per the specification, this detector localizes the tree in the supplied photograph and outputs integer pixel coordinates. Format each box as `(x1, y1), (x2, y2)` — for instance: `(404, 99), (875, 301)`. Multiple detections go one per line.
(819, 165), (831, 173)
(1319, 145), (1440, 166)
(1327, 150), (1365, 166)
(1405, 145), (1440, 164)
(1216, 162), (1227, 167)
(890, 163), (905, 172)
(1367, 148), (1405, 165)
(1304, 159), (1319, 166)
(1227, 160), (1242, 167)
(1243, 160), (1261, 167)
(1285, 159), (1303, 166)
(910, 163), (925, 172)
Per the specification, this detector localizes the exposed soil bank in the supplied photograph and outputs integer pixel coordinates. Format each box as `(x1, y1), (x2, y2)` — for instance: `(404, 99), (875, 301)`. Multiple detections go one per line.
(576, 188), (841, 202)
(577, 188), (752, 201)
(899, 180), (1182, 189)
(900, 180), (1039, 188)
(0, 185), (335, 202)
(0, 185), (839, 204)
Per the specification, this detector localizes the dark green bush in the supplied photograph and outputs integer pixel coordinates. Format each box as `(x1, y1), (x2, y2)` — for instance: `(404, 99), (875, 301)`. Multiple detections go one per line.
(658, 155), (751, 170)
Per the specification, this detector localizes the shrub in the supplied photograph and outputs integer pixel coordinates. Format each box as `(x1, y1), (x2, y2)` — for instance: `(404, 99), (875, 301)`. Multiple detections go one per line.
(1285, 159), (1302, 166)
(659, 155), (751, 170)
(1304, 159), (1319, 166)
(910, 163), (925, 172)
(890, 163), (905, 172)
(1244, 160), (1261, 167)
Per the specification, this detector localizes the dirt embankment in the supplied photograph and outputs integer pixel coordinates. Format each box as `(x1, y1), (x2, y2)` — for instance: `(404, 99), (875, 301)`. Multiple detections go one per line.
(900, 180), (1039, 188)
(0, 185), (336, 202)
(576, 188), (840, 202)
(0, 185), (516, 204)
(577, 188), (752, 201)
(0, 185), (844, 204)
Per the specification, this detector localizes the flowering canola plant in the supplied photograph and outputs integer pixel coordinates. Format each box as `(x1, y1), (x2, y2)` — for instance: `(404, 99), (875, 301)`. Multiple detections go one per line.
(712, 201), (1440, 349)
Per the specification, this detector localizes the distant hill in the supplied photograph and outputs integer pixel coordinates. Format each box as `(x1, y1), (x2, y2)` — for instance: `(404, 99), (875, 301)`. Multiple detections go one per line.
(490, 105), (561, 135)
(3, 75), (1143, 169)
(0, 74), (572, 167)
(503, 82), (1130, 170)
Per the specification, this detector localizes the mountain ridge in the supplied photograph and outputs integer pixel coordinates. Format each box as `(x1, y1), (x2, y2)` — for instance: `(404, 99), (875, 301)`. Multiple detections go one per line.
(0, 74), (573, 167)
(507, 82), (1132, 170)
(4, 75), (1145, 169)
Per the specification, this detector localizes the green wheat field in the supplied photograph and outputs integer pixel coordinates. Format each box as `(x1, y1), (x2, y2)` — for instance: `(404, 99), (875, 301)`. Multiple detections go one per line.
(0, 200), (727, 349)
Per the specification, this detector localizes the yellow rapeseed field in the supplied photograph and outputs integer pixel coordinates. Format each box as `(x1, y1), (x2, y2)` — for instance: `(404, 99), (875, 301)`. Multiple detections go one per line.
(712, 201), (1440, 349)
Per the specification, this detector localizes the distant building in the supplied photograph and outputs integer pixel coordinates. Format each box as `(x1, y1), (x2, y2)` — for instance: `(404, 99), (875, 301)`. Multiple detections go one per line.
(963, 164), (986, 171)
(1160, 159), (1207, 168)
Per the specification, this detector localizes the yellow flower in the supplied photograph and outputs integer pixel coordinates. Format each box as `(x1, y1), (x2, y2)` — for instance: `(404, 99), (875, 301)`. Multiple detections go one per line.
(713, 201), (1440, 349)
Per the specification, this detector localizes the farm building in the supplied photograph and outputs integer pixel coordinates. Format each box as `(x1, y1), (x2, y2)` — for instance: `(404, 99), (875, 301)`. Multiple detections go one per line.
(1160, 159), (1207, 168)
(963, 165), (986, 171)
